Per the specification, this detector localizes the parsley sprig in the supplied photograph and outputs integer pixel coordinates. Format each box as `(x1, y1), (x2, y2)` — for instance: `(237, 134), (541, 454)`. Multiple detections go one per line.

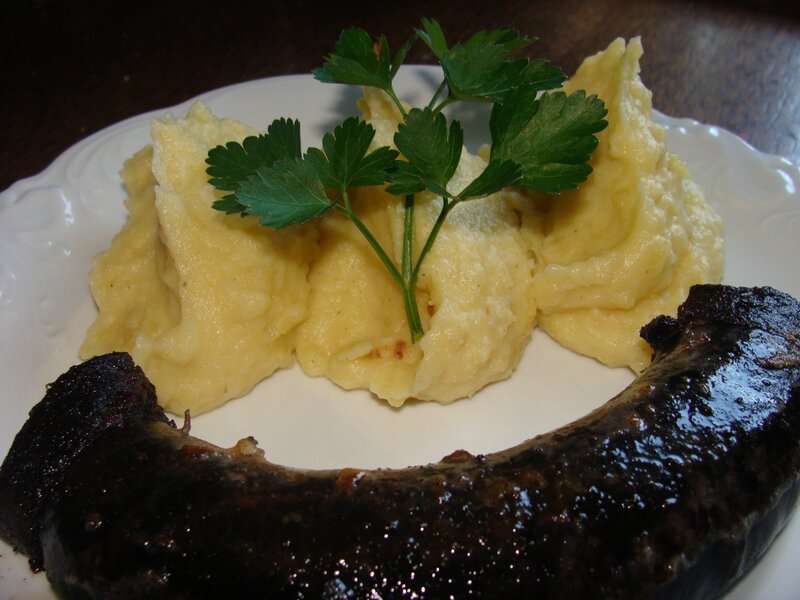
(206, 19), (608, 343)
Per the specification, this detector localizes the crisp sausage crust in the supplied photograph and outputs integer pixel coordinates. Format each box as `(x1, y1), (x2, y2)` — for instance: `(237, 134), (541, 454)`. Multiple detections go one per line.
(1, 285), (799, 599)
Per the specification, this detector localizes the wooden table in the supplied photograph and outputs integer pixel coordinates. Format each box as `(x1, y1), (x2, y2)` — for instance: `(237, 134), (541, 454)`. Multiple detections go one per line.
(3, 0), (799, 192)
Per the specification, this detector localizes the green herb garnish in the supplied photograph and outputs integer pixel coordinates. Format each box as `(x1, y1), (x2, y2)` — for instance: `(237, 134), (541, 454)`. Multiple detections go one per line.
(206, 19), (608, 344)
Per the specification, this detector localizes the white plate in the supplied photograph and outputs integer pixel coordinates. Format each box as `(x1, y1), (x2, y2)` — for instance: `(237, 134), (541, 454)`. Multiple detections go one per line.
(1, 67), (799, 599)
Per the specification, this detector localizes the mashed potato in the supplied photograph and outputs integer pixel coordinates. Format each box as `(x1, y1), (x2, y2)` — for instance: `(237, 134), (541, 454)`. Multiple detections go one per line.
(293, 87), (538, 406)
(81, 38), (723, 413)
(513, 38), (723, 371)
(80, 104), (316, 414)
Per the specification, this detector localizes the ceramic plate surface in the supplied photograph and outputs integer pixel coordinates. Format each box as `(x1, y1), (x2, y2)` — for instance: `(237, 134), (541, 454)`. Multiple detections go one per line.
(1, 67), (799, 598)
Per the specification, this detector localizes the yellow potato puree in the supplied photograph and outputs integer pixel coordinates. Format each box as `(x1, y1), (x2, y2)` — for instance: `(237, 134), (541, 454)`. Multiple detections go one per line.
(293, 85), (537, 405)
(514, 38), (723, 371)
(80, 104), (317, 414)
(80, 38), (723, 414)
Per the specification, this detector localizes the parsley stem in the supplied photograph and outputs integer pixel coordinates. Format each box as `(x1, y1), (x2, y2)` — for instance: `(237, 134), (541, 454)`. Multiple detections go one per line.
(335, 200), (403, 289)
(427, 80), (448, 111)
(385, 87), (408, 119)
(412, 197), (459, 284)
(402, 193), (415, 284)
(402, 286), (424, 344)
(431, 95), (457, 114)
(402, 193), (424, 343)
(336, 191), (424, 344)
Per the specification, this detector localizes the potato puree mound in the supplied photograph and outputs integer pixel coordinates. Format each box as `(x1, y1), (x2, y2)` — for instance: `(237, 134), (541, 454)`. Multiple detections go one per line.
(80, 104), (316, 414)
(294, 88), (537, 406)
(81, 38), (723, 413)
(515, 38), (723, 371)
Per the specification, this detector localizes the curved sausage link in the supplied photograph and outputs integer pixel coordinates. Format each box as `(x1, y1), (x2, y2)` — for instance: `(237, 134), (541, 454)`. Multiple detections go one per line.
(1, 285), (799, 599)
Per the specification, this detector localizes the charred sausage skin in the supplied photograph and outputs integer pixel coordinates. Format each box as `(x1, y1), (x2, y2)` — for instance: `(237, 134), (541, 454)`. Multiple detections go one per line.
(1, 285), (799, 599)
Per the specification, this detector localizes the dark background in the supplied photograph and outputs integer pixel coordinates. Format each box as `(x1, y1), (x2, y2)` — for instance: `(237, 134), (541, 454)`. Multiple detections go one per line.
(3, 0), (799, 192)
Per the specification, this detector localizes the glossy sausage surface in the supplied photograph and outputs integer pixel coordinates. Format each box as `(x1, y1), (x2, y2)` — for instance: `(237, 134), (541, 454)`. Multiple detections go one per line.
(1, 285), (799, 599)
